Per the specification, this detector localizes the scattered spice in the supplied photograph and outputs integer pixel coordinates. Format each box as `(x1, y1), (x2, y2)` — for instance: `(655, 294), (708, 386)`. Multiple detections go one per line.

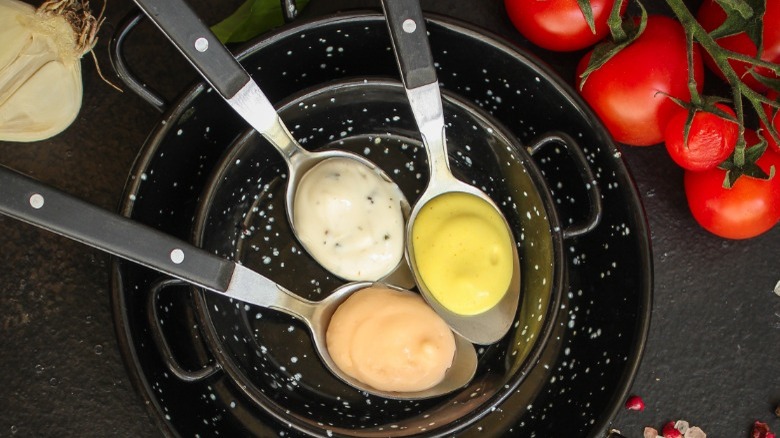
(644, 420), (707, 438)
(751, 421), (776, 438)
(663, 421), (683, 438)
(640, 418), (778, 438)
(625, 394), (646, 411)
(685, 426), (707, 438)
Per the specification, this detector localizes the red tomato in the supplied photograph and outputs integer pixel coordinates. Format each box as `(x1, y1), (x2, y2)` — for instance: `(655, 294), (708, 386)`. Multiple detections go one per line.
(664, 103), (738, 171)
(697, 0), (780, 93)
(759, 90), (780, 153)
(504, 0), (625, 52)
(576, 15), (705, 146)
(684, 130), (780, 239)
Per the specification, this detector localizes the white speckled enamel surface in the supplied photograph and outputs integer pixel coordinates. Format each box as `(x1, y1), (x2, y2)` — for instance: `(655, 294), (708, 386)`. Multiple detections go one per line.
(114, 13), (650, 438)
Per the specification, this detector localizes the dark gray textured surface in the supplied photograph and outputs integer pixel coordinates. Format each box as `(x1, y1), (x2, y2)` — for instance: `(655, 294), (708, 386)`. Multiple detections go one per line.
(0, 0), (778, 437)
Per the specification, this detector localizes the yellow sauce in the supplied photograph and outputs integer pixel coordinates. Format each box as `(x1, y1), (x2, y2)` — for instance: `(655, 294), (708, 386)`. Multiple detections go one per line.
(326, 287), (456, 393)
(411, 192), (513, 315)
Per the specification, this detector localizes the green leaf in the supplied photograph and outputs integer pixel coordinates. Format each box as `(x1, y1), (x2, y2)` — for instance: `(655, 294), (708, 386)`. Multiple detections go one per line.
(211, 0), (309, 44)
(578, 0), (646, 88)
(677, 99), (737, 150)
(577, 0), (597, 34)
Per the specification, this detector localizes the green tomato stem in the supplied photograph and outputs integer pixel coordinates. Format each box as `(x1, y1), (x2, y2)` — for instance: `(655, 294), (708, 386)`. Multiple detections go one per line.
(663, 0), (779, 166)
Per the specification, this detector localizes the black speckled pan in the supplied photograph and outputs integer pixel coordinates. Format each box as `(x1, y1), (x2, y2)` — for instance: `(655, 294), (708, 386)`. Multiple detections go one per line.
(186, 77), (578, 435)
(111, 11), (651, 438)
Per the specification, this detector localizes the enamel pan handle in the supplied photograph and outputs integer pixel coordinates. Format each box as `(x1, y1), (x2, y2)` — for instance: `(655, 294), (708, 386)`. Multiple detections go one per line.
(131, 0), (249, 99)
(527, 132), (603, 238)
(0, 165), (235, 294)
(380, 0), (437, 89)
(109, 1), (298, 112)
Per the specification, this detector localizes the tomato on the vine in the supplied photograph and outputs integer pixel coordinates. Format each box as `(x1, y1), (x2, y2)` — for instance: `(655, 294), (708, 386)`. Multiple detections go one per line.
(576, 15), (704, 146)
(697, 0), (780, 93)
(684, 130), (780, 239)
(504, 0), (625, 52)
(664, 103), (738, 171)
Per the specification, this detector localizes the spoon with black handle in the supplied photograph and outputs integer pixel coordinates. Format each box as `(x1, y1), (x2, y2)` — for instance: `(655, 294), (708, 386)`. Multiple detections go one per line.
(129, 0), (413, 288)
(0, 164), (477, 400)
(381, 0), (521, 344)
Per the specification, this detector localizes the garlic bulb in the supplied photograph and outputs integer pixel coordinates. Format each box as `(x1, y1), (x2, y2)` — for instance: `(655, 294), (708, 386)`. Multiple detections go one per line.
(0, 0), (102, 142)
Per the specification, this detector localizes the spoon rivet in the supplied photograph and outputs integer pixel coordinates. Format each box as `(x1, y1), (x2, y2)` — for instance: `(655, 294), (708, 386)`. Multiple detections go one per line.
(29, 193), (44, 209)
(170, 248), (185, 264)
(194, 37), (209, 52)
(402, 19), (417, 34)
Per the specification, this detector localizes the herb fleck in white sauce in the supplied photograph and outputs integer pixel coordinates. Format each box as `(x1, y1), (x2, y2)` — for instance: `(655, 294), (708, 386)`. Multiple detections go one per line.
(293, 157), (404, 281)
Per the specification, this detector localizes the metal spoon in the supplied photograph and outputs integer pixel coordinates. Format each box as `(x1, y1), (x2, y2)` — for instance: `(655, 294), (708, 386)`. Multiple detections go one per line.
(0, 165), (477, 400)
(381, 0), (521, 345)
(130, 0), (413, 288)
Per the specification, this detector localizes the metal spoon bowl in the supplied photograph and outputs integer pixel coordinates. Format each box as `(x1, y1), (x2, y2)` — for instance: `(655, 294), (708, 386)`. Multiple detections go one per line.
(381, 0), (521, 344)
(131, 0), (413, 288)
(0, 164), (477, 400)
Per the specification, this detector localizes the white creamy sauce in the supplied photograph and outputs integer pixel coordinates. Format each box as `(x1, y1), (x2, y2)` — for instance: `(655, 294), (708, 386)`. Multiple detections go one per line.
(293, 157), (405, 281)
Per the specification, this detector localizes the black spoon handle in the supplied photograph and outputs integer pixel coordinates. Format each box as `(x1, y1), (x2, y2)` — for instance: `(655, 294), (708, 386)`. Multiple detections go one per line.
(0, 165), (234, 293)
(131, 0), (249, 99)
(381, 0), (438, 89)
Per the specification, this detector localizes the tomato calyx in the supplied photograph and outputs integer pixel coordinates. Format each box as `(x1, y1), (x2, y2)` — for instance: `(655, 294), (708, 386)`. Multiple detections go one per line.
(576, 0), (598, 34)
(578, 0), (647, 88)
(661, 0), (780, 184)
(665, 94), (737, 150)
(719, 136), (775, 188)
(574, 0), (780, 186)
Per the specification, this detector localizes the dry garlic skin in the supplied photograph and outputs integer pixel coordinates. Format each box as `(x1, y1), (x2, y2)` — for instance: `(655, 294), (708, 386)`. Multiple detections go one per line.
(325, 287), (456, 393)
(0, 0), (87, 142)
(0, 0), (37, 70)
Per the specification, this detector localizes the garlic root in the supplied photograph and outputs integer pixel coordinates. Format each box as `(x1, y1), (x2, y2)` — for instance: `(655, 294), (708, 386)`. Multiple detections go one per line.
(0, 0), (103, 142)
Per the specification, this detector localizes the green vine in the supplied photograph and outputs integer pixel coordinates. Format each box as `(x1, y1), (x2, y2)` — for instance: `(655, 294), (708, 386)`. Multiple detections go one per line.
(581, 0), (780, 188)
(665, 0), (778, 184)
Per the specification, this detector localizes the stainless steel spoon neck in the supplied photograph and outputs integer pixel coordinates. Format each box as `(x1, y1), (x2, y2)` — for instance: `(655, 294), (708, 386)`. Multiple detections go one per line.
(225, 264), (317, 322)
(405, 82), (452, 183)
(227, 81), (305, 165)
(264, 115), (309, 168)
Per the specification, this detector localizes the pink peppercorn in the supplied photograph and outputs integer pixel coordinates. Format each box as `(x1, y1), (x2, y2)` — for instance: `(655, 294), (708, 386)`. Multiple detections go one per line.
(661, 421), (682, 438)
(625, 395), (645, 411)
(626, 395), (645, 411)
(752, 421), (776, 438)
